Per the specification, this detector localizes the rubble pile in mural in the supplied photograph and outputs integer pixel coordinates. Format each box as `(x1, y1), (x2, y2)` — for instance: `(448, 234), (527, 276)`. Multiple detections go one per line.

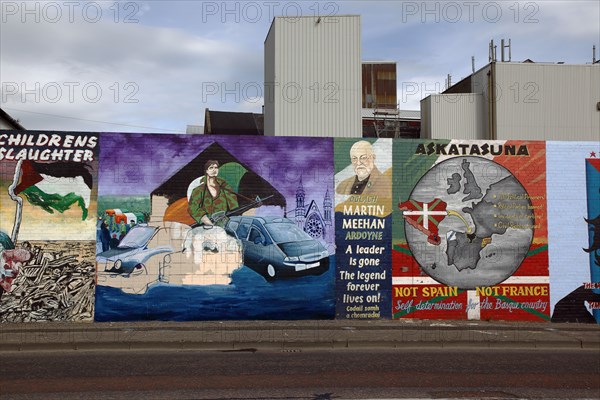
(0, 242), (96, 322)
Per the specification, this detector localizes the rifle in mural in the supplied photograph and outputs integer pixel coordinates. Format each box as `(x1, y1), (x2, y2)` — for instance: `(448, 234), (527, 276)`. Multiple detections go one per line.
(192, 195), (274, 228)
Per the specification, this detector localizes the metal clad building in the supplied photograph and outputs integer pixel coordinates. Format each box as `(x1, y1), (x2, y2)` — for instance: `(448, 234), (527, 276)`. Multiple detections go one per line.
(494, 63), (600, 141)
(264, 15), (362, 137)
(422, 62), (600, 141)
(421, 94), (485, 140)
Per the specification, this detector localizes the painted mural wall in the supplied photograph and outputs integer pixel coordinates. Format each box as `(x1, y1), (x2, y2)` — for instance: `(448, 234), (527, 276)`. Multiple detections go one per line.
(0, 132), (99, 322)
(0, 131), (598, 323)
(93, 134), (335, 321)
(393, 140), (550, 321)
(334, 139), (393, 319)
(547, 141), (600, 323)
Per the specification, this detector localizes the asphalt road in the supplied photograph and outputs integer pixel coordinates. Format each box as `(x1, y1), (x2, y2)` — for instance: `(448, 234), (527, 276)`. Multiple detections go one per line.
(1, 348), (599, 399)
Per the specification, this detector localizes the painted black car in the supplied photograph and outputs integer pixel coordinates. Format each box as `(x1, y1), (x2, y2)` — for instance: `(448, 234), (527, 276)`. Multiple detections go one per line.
(225, 216), (330, 281)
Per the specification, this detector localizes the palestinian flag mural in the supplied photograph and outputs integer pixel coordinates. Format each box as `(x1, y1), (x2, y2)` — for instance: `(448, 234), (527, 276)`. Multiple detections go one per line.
(393, 140), (550, 321)
(14, 160), (93, 220)
(1, 131), (98, 323)
(0, 131), (99, 241)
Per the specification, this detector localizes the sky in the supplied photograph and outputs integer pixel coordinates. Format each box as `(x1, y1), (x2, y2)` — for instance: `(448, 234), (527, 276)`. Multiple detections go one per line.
(1, 0), (599, 133)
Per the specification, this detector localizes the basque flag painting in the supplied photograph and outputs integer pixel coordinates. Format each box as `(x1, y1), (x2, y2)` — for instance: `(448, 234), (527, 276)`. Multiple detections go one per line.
(399, 198), (448, 245)
(13, 160), (93, 220)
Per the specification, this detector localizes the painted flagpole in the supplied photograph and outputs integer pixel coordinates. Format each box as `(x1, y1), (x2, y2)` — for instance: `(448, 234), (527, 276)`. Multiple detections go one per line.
(8, 160), (23, 244)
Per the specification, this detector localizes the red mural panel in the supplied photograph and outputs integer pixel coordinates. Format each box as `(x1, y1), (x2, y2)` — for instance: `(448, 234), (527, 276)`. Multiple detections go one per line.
(393, 140), (550, 322)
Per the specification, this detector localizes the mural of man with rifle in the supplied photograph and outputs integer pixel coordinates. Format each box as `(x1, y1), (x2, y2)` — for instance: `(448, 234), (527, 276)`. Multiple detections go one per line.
(188, 160), (239, 227)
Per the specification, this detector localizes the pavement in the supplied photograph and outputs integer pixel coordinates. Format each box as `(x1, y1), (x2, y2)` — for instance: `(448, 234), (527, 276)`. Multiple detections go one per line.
(0, 319), (599, 352)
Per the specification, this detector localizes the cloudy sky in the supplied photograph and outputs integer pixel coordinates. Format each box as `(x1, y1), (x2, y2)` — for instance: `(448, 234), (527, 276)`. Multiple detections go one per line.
(1, 0), (598, 133)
